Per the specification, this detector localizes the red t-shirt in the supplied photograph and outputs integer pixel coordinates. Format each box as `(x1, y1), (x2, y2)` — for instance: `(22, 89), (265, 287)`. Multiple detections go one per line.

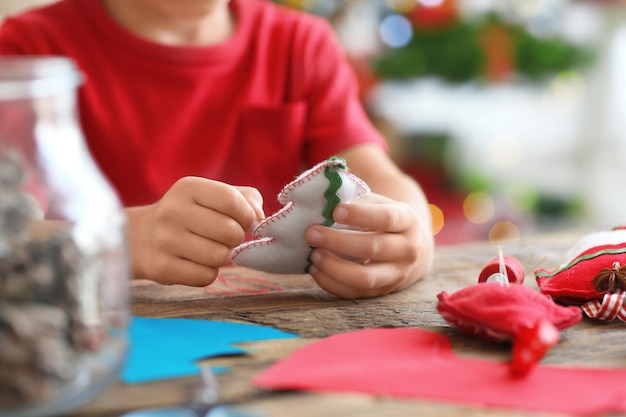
(0, 0), (386, 213)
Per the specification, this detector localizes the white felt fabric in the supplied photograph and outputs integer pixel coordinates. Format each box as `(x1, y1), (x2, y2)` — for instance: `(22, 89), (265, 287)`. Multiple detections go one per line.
(565, 228), (626, 262)
(231, 158), (370, 274)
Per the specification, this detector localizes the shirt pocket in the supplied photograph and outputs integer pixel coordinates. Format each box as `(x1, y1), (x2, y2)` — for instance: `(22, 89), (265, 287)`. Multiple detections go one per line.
(228, 101), (307, 200)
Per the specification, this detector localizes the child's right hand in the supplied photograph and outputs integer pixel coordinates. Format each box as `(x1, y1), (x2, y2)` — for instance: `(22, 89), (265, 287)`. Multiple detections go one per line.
(126, 176), (264, 287)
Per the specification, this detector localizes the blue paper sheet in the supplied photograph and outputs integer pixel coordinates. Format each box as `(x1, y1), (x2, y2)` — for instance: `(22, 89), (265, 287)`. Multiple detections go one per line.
(122, 316), (298, 384)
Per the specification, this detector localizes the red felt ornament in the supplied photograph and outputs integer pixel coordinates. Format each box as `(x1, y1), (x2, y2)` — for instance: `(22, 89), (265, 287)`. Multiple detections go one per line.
(437, 252), (582, 376)
(510, 318), (560, 376)
(535, 228), (626, 321)
(407, 0), (459, 30)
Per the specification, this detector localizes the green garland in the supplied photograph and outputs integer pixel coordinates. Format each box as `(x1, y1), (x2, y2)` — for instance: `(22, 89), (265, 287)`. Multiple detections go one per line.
(373, 15), (594, 83)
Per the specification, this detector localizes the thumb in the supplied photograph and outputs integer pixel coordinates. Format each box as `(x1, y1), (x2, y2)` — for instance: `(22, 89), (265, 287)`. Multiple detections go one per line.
(235, 186), (265, 222)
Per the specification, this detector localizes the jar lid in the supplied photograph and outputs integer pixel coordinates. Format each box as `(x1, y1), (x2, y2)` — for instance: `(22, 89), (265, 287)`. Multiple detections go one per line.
(0, 56), (83, 100)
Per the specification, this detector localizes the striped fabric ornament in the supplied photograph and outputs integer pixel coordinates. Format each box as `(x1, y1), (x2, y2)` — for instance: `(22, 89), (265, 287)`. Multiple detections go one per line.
(581, 292), (626, 321)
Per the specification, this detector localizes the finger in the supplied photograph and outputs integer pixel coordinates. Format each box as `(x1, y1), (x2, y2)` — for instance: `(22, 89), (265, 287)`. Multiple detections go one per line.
(333, 202), (415, 233)
(179, 204), (247, 247)
(309, 249), (402, 296)
(309, 264), (369, 299)
(306, 226), (413, 262)
(309, 260), (399, 299)
(180, 177), (259, 232)
(236, 186), (265, 220)
(169, 232), (234, 269)
(150, 256), (220, 287)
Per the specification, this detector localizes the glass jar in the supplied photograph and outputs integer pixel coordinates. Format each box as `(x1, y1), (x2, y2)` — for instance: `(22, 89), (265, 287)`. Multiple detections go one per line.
(0, 57), (129, 416)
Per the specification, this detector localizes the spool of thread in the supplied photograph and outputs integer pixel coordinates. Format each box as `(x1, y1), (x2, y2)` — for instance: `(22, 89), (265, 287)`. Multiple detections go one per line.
(478, 255), (525, 285)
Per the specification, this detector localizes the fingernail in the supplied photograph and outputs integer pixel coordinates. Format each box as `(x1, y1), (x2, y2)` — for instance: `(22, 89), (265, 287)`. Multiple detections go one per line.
(308, 229), (321, 246)
(310, 250), (322, 264)
(254, 203), (265, 220)
(334, 206), (348, 222)
(247, 219), (260, 234)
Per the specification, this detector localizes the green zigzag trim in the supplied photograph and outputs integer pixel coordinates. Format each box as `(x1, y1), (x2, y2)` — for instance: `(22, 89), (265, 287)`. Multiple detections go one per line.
(305, 157), (346, 273)
(321, 158), (345, 226)
(535, 247), (626, 279)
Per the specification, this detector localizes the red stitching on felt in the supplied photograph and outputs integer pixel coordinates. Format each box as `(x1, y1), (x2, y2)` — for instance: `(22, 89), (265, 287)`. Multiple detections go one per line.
(232, 237), (275, 257)
(279, 160), (345, 202)
(347, 172), (371, 194)
(254, 203), (296, 235)
(279, 168), (321, 201)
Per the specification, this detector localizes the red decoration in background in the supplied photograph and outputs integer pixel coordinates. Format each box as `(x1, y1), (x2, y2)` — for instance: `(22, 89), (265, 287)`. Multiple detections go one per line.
(401, 166), (477, 245)
(407, 0), (459, 30)
(479, 23), (516, 82)
(348, 55), (380, 102)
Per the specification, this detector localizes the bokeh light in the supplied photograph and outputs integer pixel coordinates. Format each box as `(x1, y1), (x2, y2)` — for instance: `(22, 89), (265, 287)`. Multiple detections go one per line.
(386, 0), (416, 13)
(550, 70), (586, 102)
(379, 14), (413, 48)
(504, 181), (539, 212)
(419, 0), (446, 7)
(488, 221), (521, 243)
(508, 0), (547, 20)
(429, 203), (445, 235)
(463, 192), (495, 224)
(488, 135), (521, 169)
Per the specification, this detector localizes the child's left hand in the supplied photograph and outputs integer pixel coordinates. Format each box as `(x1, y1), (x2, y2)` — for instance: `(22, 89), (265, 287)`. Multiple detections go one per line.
(305, 192), (432, 299)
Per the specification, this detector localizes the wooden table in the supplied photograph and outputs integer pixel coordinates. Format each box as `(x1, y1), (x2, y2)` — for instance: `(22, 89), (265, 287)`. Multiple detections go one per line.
(69, 231), (626, 417)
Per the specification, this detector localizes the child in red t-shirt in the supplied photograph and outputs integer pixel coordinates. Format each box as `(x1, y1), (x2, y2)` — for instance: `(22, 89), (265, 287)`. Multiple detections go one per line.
(0, 0), (434, 299)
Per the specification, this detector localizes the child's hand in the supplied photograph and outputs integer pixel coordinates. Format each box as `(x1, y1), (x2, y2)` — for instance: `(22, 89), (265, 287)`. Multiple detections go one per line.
(305, 192), (433, 299)
(127, 176), (264, 286)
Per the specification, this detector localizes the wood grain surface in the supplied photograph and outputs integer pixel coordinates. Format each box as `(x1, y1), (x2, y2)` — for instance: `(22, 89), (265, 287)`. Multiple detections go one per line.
(68, 231), (626, 417)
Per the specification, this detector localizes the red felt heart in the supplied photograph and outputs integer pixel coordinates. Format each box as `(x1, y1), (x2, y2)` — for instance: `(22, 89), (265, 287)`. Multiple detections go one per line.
(253, 328), (626, 415)
(536, 243), (626, 304)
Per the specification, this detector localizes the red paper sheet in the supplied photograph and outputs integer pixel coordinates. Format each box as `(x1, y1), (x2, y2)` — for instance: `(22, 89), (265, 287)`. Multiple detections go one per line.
(253, 328), (626, 415)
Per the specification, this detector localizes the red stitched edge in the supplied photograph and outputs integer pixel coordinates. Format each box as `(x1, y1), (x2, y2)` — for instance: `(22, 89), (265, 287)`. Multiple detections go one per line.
(253, 202), (296, 236)
(278, 159), (345, 204)
(232, 237), (275, 258)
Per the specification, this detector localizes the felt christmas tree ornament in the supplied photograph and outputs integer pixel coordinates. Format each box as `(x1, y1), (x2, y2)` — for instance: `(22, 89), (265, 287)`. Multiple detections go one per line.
(437, 252), (582, 376)
(535, 227), (626, 321)
(231, 157), (370, 274)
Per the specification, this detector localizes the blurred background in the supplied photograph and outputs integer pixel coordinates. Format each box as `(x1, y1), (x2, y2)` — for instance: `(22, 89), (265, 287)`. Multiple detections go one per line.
(2, 0), (625, 245)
